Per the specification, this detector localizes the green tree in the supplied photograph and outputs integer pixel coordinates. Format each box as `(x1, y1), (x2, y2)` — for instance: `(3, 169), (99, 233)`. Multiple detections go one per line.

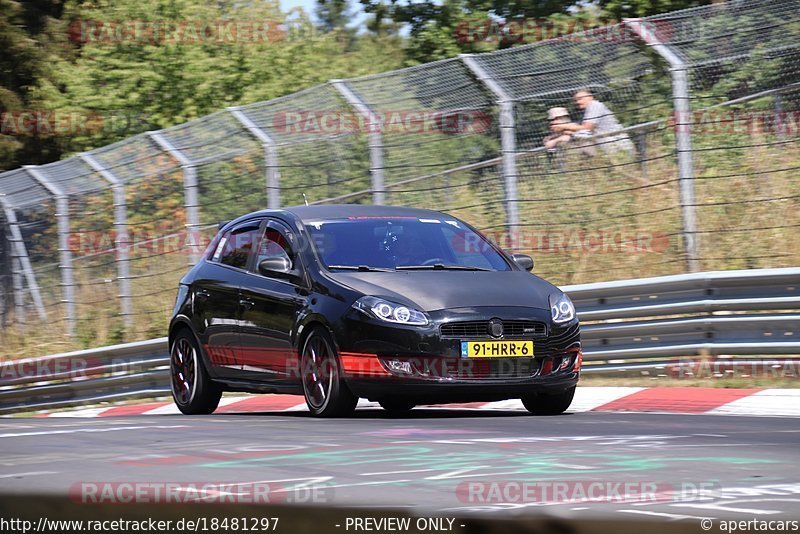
(358, 0), (714, 64)
(597, 0), (711, 19)
(0, 0), (69, 170)
(52, 0), (404, 150)
(316, 0), (354, 31)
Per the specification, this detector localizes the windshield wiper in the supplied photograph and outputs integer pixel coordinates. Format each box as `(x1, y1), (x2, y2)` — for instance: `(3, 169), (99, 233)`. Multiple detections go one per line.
(396, 264), (492, 271)
(327, 265), (395, 272)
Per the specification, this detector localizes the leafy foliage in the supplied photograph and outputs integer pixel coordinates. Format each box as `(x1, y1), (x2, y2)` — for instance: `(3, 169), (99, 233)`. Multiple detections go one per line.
(0, 0), (405, 171)
(0, 0), (70, 169)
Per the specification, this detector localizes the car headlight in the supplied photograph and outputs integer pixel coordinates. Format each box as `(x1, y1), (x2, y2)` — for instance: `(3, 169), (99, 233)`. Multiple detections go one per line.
(550, 293), (576, 324)
(353, 296), (428, 326)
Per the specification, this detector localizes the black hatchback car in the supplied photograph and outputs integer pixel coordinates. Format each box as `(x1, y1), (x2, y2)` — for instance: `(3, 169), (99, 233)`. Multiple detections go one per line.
(168, 205), (581, 417)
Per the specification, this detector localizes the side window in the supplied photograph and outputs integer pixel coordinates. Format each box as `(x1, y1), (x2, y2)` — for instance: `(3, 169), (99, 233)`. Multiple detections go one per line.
(255, 226), (294, 269)
(210, 233), (228, 262)
(216, 222), (261, 269)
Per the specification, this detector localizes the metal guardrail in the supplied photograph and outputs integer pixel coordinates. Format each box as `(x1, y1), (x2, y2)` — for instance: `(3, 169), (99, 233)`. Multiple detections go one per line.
(567, 267), (800, 360)
(0, 338), (169, 414)
(1, 267), (798, 414)
(580, 358), (800, 377)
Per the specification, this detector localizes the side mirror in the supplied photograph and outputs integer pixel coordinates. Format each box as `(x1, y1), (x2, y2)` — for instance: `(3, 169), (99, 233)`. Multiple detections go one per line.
(512, 253), (534, 272)
(258, 256), (293, 277)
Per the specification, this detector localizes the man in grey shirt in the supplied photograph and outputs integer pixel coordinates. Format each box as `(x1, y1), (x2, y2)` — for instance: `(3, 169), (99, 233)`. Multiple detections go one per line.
(552, 89), (634, 155)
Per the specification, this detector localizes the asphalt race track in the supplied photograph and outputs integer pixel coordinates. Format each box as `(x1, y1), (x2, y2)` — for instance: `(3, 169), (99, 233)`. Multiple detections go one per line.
(0, 409), (799, 522)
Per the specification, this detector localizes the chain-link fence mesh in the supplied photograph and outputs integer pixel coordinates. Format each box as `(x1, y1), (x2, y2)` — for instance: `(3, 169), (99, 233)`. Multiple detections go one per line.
(465, 23), (681, 283)
(235, 83), (372, 207)
(688, 92), (800, 272)
(657, 0), (800, 102)
(651, 2), (800, 273)
(344, 59), (499, 186)
(1, 0), (799, 355)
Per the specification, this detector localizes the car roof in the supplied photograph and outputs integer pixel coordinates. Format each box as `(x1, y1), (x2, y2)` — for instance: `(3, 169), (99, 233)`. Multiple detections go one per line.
(231, 204), (449, 226)
(285, 204), (448, 222)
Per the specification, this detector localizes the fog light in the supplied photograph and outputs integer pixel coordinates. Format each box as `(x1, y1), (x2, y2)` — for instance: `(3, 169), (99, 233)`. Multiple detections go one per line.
(559, 356), (572, 370)
(386, 360), (412, 374)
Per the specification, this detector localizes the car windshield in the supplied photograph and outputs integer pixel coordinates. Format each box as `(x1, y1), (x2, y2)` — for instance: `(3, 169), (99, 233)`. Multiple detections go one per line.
(305, 216), (511, 271)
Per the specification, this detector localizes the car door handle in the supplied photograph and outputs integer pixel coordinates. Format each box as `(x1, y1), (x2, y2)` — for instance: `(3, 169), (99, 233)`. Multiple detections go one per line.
(239, 298), (255, 310)
(196, 290), (211, 300)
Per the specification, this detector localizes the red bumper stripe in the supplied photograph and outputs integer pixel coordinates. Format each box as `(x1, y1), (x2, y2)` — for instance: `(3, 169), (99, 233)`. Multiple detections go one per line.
(339, 352), (391, 377)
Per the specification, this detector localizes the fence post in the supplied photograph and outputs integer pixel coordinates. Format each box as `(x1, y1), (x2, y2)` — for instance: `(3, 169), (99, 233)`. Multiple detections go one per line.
(0, 200), (46, 322)
(0, 215), (6, 326)
(0, 203), (18, 326)
(636, 130), (648, 181)
(12, 258), (25, 326)
(148, 132), (201, 266)
(774, 92), (785, 140)
(228, 107), (281, 209)
(459, 54), (519, 230)
(331, 80), (385, 205)
(23, 166), (75, 336)
(79, 152), (134, 329)
(625, 19), (700, 272)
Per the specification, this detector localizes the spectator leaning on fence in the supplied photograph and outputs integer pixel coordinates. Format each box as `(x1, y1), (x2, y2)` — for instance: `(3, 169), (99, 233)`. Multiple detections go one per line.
(551, 89), (635, 154)
(542, 107), (575, 151)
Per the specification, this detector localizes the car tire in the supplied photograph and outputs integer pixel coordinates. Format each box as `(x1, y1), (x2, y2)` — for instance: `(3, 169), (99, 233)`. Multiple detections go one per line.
(301, 327), (358, 418)
(521, 385), (575, 415)
(378, 399), (416, 414)
(170, 329), (222, 415)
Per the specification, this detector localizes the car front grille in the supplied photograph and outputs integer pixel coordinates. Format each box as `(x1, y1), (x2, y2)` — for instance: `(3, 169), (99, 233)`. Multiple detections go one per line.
(440, 320), (547, 339)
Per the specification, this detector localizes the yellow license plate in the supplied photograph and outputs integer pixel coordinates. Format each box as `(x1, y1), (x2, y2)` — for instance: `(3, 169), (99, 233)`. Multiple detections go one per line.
(461, 340), (534, 358)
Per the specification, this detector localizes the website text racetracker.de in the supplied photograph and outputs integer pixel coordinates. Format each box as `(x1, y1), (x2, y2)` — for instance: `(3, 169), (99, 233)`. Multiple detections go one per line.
(465, 229), (671, 255)
(453, 18), (673, 45)
(456, 480), (720, 504)
(0, 356), (100, 383)
(1, 517), (279, 533)
(269, 110), (492, 136)
(66, 228), (672, 259)
(69, 482), (328, 505)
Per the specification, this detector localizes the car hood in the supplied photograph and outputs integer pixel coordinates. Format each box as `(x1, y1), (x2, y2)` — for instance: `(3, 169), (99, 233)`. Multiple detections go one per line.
(327, 271), (558, 312)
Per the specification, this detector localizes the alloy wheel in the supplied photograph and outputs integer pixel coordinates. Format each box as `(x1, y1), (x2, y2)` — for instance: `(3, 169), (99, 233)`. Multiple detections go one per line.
(171, 337), (196, 405)
(302, 334), (334, 410)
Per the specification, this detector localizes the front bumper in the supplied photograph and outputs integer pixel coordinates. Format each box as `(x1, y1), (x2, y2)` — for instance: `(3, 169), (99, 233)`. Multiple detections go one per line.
(331, 306), (581, 401)
(346, 373), (579, 404)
